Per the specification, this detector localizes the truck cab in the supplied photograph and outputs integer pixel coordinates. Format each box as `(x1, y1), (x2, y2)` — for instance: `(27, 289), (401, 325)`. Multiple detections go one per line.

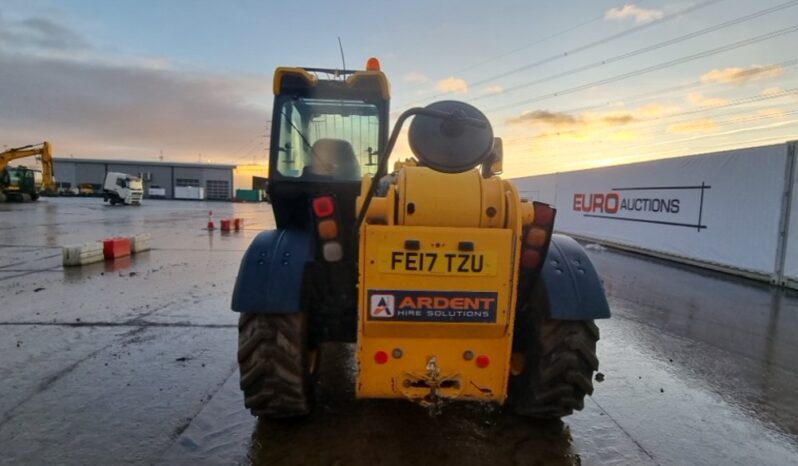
(103, 172), (143, 205)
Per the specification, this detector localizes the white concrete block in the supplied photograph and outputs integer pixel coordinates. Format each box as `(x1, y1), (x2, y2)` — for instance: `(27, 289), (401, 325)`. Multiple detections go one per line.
(62, 242), (104, 266)
(130, 233), (151, 253)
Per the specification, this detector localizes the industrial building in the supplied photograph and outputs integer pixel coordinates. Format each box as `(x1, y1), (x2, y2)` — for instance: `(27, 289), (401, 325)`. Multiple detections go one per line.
(53, 158), (236, 200)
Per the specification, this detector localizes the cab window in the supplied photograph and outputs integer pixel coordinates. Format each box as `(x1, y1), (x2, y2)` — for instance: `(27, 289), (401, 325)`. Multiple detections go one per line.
(275, 98), (380, 180)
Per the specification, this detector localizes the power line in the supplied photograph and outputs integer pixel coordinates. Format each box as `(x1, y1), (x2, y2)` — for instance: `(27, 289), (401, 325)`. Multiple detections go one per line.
(229, 137), (261, 161)
(392, 2), (631, 109)
(508, 103), (798, 158)
(533, 111), (798, 169)
(486, 24), (798, 113)
(395, 0), (724, 109)
(504, 88), (798, 144)
(550, 57), (798, 116)
(470, 0), (725, 88)
(504, 117), (797, 176)
(470, 0), (798, 104)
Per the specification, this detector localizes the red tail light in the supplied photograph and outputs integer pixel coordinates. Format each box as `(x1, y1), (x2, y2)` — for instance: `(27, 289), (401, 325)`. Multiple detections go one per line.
(534, 202), (554, 226)
(313, 196), (335, 218)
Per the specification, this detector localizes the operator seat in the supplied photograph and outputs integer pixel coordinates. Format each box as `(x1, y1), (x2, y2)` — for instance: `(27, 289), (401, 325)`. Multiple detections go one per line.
(304, 138), (361, 180)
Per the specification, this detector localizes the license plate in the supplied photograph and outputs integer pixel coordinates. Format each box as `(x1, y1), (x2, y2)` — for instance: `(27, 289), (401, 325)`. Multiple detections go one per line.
(378, 248), (497, 276)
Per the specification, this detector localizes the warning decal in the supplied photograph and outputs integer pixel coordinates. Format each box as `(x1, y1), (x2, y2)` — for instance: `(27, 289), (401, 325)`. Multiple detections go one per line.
(367, 290), (498, 323)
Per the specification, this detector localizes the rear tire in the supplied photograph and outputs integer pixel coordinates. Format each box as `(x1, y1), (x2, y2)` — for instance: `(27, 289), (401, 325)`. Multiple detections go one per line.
(238, 313), (313, 418)
(509, 283), (600, 418)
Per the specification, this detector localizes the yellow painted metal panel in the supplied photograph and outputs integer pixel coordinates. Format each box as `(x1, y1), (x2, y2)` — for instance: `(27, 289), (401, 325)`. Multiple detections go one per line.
(356, 225), (520, 402)
(398, 167), (484, 227)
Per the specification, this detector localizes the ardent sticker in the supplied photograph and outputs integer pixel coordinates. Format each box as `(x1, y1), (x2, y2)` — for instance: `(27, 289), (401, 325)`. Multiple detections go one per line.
(367, 290), (498, 323)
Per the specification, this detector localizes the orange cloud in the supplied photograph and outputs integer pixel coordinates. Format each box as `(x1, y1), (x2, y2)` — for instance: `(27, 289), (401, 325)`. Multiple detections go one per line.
(436, 76), (468, 94)
(508, 108), (639, 130)
(757, 108), (787, 119)
(485, 85), (504, 95)
(637, 103), (680, 118)
(607, 130), (638, 142)
(404, 72), (429, 84)
(508, 110), (579, 126)
(762, 86), (784, 96)
(668, 119), (718, 134)
(700, 64), (784, 86)
(605, 4), (663, 24)
(687, 92), (729, 107)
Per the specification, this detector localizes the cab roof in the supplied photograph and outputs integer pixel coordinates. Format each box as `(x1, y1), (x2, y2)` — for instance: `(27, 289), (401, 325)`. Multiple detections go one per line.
(273, 67), (390, 100)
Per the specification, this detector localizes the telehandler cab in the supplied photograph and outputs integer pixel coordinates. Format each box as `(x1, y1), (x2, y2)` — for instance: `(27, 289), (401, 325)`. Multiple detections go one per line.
(232, 59), (610, 419)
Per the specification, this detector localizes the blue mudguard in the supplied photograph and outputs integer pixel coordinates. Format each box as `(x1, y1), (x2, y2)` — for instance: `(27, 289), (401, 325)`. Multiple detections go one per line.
(231, 229), (313, 313)
(540, 234), (611, 320)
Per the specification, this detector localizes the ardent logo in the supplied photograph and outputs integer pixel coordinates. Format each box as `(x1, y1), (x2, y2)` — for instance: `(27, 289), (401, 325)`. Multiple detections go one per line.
(367, 290), (499, 323)
(369, 294), (394, 318)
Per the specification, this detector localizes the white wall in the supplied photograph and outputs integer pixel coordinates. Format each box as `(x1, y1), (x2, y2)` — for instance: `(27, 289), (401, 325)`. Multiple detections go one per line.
(783, 142), (798, 286)
(513, 143), (794, 280)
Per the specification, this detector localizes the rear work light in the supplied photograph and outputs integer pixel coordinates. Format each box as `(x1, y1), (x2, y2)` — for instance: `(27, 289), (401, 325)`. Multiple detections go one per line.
(312, 196), (335, 218)
(322, 242), (343, 262)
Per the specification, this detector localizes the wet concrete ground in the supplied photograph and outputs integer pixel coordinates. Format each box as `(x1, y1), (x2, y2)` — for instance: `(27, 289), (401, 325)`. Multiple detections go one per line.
(1, 197), (797, 465)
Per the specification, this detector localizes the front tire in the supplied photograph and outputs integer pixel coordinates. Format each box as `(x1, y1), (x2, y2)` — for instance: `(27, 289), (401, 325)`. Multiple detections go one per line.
(509, 283), (600, 418)
(238, 313), (313, 418)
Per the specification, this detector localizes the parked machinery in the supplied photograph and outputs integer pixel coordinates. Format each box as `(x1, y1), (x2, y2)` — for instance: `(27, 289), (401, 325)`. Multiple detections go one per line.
(0, 141), (55, 202)
(103, 172), (143, 206)
(231, 60), (610, 418)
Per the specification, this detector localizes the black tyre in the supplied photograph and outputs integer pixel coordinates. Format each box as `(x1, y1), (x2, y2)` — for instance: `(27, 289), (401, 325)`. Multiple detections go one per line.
(238, 313), (313, 418)
(509, 283), (600, 418)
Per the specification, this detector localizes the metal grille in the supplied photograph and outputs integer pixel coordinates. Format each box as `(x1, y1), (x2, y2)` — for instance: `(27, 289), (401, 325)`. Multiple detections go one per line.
(176, 178), (199, 187)
(206, 180), (230, 199)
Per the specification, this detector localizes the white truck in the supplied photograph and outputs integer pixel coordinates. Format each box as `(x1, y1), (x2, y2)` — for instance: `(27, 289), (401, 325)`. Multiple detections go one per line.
(103, 172), (143, 205)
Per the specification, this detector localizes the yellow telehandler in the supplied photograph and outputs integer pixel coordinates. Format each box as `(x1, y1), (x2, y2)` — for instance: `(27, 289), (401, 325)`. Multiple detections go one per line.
(231, 59), (610, 418)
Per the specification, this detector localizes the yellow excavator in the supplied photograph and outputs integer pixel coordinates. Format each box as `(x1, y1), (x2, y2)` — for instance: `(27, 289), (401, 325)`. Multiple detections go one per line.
(0, 141), (56, 202)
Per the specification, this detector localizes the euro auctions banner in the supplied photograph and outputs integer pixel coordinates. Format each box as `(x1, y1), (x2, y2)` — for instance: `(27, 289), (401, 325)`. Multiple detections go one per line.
(513, 143), (792, 277)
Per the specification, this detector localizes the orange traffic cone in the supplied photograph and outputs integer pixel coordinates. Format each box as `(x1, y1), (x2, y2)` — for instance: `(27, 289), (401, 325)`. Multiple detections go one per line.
(207, 210), (215, 230)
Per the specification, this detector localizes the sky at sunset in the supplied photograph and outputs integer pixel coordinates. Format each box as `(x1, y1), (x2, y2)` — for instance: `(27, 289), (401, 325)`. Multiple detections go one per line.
(1, 0), (797, 177)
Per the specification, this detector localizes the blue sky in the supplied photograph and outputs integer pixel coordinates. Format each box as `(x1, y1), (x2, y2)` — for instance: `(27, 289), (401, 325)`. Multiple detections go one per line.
(1, 0), (796, 176)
